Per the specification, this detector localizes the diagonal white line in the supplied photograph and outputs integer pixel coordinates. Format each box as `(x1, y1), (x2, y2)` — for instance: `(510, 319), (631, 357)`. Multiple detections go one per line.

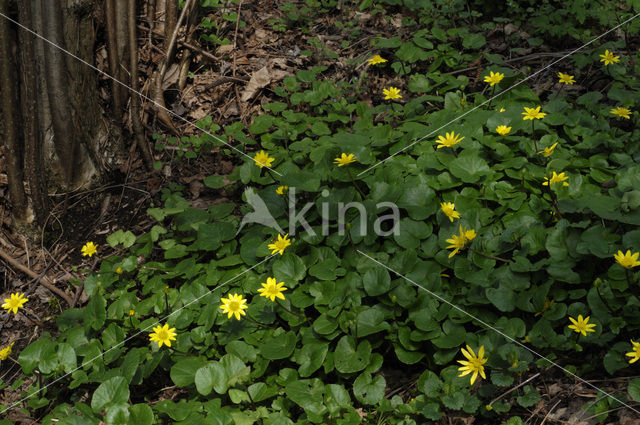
(0, 11), (282, 176)
(357, 249), (640, 414)
(0, 253), (278, 415)
(357, 11), (640, 176)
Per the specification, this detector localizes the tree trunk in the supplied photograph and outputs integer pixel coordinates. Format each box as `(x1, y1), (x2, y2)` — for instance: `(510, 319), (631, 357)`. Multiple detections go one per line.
(0, 0), (122, 230)
(18, 0), (48, 224)
(0, 0), (28, 223)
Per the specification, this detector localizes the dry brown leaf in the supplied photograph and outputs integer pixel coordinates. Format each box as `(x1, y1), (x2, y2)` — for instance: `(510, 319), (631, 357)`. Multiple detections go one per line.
(270, 69), (290, 82)
(189, 106), (209, 121)
(270, 58), (289, 69)
(241, 66), (271, 102)
(254, 28), (268, 39)
(217, 44), (234, 55)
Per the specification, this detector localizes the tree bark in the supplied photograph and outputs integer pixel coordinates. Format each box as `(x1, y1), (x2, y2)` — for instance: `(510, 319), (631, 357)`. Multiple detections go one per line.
(18, 0), (48, 223)
(165, 0), (177, 50)
(40, 0), (76, 186)
(129, 0), (154, 168)
(105, 0), (123, 114)
(0, 0), (28, 223)
(0, 0), (121, 231)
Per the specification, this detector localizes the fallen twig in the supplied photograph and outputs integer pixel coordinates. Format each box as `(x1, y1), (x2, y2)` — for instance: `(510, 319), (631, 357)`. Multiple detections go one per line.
(0, 240), (73, 307)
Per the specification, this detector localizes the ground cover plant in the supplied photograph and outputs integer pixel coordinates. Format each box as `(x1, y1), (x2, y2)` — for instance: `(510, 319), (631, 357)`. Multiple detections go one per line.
(3, 0), (640, 424)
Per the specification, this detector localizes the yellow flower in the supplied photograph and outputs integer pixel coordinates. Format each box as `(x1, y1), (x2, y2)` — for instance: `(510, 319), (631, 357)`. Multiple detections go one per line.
(483, 71), (504, 86)
(148, 323), (177, 348)
(464, 229), (477, 241)
(610, 106), (632, 119)
(334, 153), (357, 167)
(276, 185), (288, 195)
(0, 342), (14, 360)
(435, 132), (464, 149)
(522, 106), (546, 120)
(2, 292), (28, 315)
(446, 234), (466, 258)
(268, 233), (291, 255)
(253, 150), (275, 169)
(115, 266), (123, 274)
(383, 86), (402, 100)
(81, 241), (98, 257)
(220, 293), (248, 320)
(495, 125), (511, 136)
(497, 107), (506, 112)
(457, 345), (488, 385)
(258, 277), (287, 302)
(557, 72), (575, 85)
(445, 225), (475, 258)
(614, 250), (640, 269)
(537, 142), (558, 157)
(599, 49), (620, 66)
(128, 309), (135, 316)
(440, 202), (460, 222)
(568, 315), (596, 336)
(626, 340), (640, 364)
(368, 54), (387, 65)
(542, 171), (569, 187)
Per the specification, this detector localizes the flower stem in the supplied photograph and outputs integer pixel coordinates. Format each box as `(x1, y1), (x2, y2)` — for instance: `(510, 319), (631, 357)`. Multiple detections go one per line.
(595, 284), (615, 313)
(549, 190), (563, 220)
(553, 83), (565, 100)
(470, 249), (511, 263)
(243, 314), (269, 328)
(487, 85), (496, 110)
(346, 168), (366, 199)
(275, 299), (306, 320)
(169, 347), (191, 356)
(532, 120), (539, 152)
(626, 268), (631, 287)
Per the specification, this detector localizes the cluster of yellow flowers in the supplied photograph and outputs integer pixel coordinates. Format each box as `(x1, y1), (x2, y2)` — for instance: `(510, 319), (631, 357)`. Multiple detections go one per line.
(253, 151), (358, 174)
(147, 234), (292, 348)
(368, 50), (629, 117)
(366, 54), (403, 101)
(459, 295), (636, 386)
(220, 277), (288, 320)
(149, 276), (290, 348)
(561, 250), (640, 362)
